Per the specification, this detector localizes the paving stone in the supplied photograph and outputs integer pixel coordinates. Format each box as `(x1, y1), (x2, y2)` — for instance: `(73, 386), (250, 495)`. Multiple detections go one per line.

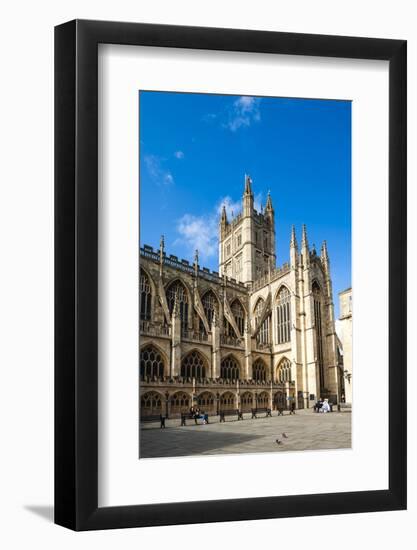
(140, 410), (351, 458)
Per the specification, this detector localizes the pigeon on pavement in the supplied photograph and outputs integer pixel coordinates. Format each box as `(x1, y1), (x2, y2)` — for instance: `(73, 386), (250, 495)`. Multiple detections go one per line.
(282, 433), (288, 438)
(275, 439), (282, 445)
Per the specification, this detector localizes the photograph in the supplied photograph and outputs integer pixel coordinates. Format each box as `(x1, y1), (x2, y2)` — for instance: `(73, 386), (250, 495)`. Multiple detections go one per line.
(0, 0), (409, 540)
(138, 91), (352, 459)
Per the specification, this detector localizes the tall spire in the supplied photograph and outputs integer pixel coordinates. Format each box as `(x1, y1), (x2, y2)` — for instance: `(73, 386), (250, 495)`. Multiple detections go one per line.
(244, 174), (253, 196)
(159, 234), (165, 276)
(221, 204), (227, 224)
(220, 204), (228, 241)
(301, 224), (310, 267)
(265, 190), (273, 211)
(321, 240), (329, 261)
(194, 249), (199, 279)
(290, 225), (298, 249)
(290, 225), (298, 268)
(321, 240), (330, 274)
(301, 224), (309, 250)
(242, 174), (254, 217)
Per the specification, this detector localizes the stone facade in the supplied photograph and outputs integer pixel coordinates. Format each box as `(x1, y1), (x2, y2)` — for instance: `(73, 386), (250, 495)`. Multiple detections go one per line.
(140, 176), (344, 419)
(338, 288), (353, 405)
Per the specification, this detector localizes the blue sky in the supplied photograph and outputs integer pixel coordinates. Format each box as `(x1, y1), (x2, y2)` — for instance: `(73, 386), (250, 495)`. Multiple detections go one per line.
(139, 91), (351, 317)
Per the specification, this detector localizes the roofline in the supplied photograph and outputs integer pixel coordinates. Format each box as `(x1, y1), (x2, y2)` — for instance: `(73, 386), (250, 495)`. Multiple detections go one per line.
(338, 287), (352, 295)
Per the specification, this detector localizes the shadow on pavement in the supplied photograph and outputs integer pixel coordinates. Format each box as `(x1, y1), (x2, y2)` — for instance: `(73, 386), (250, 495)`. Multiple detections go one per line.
(140, 427), (264, 458)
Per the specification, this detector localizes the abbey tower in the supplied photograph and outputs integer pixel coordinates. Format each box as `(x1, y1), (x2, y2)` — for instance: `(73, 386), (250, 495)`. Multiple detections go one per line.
(219, 175), (276, 285)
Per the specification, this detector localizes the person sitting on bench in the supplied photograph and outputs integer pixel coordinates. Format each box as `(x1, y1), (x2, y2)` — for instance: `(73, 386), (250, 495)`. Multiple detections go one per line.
(314, 398), (323, 412)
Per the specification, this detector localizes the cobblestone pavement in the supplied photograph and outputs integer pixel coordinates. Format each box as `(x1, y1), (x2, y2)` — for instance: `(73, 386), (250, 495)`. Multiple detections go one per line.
(140, 409), (351, 458)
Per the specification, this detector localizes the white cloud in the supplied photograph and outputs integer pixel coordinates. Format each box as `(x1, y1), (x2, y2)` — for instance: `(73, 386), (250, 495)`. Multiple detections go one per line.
(202, 113), (217, 123)
(226, 96), (261, 132)
(143, 154), (174, 186)
(176, 214), (218, 260)
(217, 196), (241, 219)
(174, 150), (184, 159)
(219, 191), (263, 213)
(175, 195), (243, 261)
(254, 192), (263, 213)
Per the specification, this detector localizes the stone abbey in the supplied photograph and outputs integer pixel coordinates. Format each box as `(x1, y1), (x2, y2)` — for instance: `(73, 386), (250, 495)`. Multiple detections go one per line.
(140, 175), (344, 419)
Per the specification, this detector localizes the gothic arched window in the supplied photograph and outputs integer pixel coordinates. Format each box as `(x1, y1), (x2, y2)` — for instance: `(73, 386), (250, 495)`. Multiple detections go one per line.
(220, 391), (235, 411)
(140, 269), (152, 321)
(312, 281), (325, 392)
(253, 359), (267, 381)
(201, 290), (218, 328)
(197, 392), (216, 414)
(140, 345), (165, 380)
(277, 357), (292, 383)
(220, 355), (240, 380)
(224, 299), (245, 337)
(170, 391), (190, 415)
(166, 280), (189, 332)
(255, 298), (270, 345)
(276, 286), (291, 344)
(231, 300), (245, 335)
(257, 391), (269, 407)
(140, 391), (163, 416)
(181, 350), (206, 379)
(240, 392), (253, 411)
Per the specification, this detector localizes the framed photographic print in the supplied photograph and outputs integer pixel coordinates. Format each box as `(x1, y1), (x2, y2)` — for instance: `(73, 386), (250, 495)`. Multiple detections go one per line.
(55, 20), (407, 530)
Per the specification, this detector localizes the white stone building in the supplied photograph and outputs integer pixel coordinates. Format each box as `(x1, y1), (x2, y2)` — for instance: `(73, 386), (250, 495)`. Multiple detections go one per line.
(338, 287), (353, 405)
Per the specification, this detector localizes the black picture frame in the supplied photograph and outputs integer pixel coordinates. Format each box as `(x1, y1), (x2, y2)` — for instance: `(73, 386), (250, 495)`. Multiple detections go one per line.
(55, 19), (407, 531)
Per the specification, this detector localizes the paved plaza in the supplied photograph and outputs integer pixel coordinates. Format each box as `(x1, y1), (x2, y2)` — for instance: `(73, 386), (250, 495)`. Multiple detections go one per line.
(140, 409), (352, 458)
